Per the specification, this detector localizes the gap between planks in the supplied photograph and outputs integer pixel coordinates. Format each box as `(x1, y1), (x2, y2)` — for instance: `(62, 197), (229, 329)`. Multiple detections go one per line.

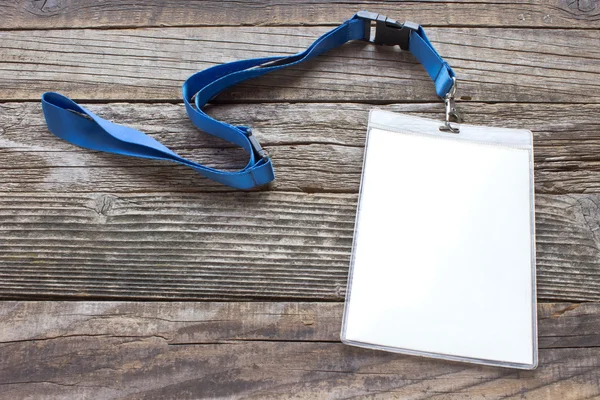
(6, 99), (600, 106)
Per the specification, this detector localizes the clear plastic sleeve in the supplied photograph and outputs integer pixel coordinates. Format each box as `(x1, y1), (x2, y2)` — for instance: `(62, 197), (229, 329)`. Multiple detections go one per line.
(341, 110), (537, 369)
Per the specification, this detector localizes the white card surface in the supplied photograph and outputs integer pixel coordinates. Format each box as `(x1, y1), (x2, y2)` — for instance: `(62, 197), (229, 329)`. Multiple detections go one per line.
(341, 110), (537, 369)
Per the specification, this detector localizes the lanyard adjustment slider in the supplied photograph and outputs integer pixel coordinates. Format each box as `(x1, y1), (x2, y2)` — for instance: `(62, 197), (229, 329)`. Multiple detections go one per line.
(243, 128), (269, 161)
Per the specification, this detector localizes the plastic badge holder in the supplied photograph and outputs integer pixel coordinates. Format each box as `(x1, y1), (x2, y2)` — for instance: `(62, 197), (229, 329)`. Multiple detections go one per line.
(341, 110), (537, 369)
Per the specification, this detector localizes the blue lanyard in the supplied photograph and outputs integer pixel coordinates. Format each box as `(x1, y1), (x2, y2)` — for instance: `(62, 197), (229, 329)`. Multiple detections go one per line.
(41, 11), (455, 190)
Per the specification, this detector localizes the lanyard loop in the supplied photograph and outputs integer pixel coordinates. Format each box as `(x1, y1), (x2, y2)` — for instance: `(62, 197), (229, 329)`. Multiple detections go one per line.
(41, 11), (457, 189)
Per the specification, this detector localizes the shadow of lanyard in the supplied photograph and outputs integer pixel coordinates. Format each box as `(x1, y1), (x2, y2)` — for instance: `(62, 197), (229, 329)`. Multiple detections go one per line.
(40, 11), (457, 190)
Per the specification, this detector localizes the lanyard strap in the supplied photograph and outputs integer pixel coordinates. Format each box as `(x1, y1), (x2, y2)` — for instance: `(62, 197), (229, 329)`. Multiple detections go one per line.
(41, 11), (455, 190)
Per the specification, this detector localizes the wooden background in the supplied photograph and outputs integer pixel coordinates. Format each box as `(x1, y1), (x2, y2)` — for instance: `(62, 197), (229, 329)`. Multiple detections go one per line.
(1, 0), (600, 398)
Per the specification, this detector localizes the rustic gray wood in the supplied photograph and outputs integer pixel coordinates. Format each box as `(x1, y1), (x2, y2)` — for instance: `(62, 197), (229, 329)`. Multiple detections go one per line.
(1, 301), (597, 347)
(0, 301), (599, 399)
(1, 27), (599, 102)
(2, 102), (600, 301)
(2, 1), (600, 397)
(3, 0), (600, 29)
(3, 102), (600, 194)
(1, 191), (599, 301)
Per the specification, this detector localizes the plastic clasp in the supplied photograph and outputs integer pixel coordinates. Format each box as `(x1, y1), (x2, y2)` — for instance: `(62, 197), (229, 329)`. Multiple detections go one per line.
(242, 127), (269, 161)
(356, 10), (418, 50)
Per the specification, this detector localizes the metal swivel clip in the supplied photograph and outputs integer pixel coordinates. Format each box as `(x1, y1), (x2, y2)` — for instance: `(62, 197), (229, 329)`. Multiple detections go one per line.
(439, 77), (463, 133)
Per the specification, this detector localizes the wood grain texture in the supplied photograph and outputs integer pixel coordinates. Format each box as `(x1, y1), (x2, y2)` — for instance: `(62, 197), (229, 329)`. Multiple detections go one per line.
(1, 191), (599, 301)
(3, 102), (599, 301)
(1, 301), (599, 399)
(2, 0), (600, 29)
(2, 2), (599, 397)
(1, 26), (599, 102)
(2, 102), (600, 194)
(1, 301), (597, 347)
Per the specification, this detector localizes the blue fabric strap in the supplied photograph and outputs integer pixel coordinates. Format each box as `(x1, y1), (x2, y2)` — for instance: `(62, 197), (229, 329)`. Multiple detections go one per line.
(41, 12), (455, 189)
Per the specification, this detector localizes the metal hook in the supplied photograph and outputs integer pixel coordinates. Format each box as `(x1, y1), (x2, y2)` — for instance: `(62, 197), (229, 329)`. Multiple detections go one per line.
(439, 77), (463, 133)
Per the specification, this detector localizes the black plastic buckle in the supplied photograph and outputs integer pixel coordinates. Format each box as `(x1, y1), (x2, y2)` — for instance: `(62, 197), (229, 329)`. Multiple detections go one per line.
(356, 10), (418, 51)
(243, 127), (269, 161)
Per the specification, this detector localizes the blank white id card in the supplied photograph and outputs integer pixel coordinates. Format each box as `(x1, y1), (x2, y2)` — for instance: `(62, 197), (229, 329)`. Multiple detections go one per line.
(341, 110), (537, 369)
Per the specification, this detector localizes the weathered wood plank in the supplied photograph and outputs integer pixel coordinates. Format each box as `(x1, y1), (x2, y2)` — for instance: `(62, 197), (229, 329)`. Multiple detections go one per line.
(2, 342), (598, 399)
(3, 0), (600, 30)
(1, 27), (599, 102)
(1, 191), (599, 301)
(1, 301), (599, 399)
(2, 102), (600, 194)
(1, 301), (597, 348)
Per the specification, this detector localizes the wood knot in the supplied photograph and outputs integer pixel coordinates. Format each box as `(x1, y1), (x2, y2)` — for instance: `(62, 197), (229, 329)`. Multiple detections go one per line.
(26, 0), (68, 16)
(94, 194), (116, 216)
(565, 0), (598, 12)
